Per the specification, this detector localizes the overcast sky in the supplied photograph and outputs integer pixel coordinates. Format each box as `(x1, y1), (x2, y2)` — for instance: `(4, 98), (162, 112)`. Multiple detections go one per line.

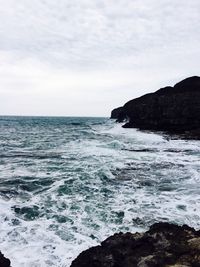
(0, 0), (200, 116)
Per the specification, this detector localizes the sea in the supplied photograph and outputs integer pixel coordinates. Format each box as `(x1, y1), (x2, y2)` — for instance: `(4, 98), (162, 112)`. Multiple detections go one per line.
(0, 116), (199, 267)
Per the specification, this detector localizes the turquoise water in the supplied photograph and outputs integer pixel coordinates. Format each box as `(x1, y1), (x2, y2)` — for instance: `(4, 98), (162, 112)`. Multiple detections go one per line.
(0, 116), (200, 266)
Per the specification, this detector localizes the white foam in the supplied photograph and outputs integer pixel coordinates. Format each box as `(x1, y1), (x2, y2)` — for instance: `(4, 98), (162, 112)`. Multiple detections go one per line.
(0, 120), (200, 267)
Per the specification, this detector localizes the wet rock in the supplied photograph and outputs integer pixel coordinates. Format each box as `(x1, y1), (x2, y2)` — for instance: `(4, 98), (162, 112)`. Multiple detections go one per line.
(0, 251), (11, 267)
(111, 76), (200, 139)
(70, 222), (200, 267)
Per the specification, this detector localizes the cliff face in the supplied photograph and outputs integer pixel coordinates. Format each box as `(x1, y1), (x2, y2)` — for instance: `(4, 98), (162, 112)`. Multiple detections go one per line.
(70, 222), (200, 267)
(111, 76), (200, 135)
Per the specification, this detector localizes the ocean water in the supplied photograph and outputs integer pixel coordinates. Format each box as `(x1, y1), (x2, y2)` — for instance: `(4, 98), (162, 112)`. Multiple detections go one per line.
(0, 116), (199, 267)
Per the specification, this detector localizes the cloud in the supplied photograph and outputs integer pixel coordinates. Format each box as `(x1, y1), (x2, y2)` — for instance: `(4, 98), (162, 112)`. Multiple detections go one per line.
(0, 0), (200, 115)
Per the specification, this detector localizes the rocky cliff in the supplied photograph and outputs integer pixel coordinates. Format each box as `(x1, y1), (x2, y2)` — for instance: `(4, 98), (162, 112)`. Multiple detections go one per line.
(71, 222), (200, 267)
(111, 76), (200, 137)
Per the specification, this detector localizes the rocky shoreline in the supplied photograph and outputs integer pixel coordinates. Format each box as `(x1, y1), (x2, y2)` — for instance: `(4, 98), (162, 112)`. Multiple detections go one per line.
(2, 222), (200, 267)
(72, 80), (200, 266)
(71, 222), (200, 267)
(111, 76), (200, 139)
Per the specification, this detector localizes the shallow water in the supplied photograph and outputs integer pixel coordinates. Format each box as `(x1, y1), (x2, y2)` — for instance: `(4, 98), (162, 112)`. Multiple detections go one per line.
(0, 116), (199, 266)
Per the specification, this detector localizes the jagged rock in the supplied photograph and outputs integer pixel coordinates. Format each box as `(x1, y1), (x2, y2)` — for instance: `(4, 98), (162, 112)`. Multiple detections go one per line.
(0, 251), (11, 267)
(70, 222), (200, 267)
(111, 76), (200, 138)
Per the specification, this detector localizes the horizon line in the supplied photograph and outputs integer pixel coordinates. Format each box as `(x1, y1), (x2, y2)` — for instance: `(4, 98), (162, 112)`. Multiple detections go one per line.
(0, 114), (109, 118)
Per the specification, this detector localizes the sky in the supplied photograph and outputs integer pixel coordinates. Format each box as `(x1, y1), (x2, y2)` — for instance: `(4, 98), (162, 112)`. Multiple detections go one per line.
(0, 0), (200, 116)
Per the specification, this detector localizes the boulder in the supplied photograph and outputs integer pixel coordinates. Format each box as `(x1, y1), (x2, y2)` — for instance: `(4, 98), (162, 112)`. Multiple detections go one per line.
(70, 222), (200, 267)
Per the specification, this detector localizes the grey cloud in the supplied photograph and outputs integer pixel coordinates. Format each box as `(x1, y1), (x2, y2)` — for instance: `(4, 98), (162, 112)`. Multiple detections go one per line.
(0, 0), (200, 68)
(0, 0), (200, 116)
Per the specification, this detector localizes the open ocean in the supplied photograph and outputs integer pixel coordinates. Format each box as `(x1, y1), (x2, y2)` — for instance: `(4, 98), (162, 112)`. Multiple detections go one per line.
(0, 116), (200, 267)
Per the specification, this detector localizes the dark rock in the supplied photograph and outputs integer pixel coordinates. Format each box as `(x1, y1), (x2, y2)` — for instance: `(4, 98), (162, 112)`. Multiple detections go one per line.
(111, 76), (200, 139)
(111, 107), (127, 122)
(121, 148), (157, 152)
(0, 251), (11, 267)
(70, 222), (200, 267)
(111, 107), (123, 119)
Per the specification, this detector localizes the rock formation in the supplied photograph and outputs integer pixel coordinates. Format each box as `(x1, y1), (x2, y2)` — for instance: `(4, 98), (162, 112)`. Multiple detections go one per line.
(70, 222), (200, 267)
(111, 107), (125, 122)
(111, 76), (200, 138)
(0, 251), (11, 267)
